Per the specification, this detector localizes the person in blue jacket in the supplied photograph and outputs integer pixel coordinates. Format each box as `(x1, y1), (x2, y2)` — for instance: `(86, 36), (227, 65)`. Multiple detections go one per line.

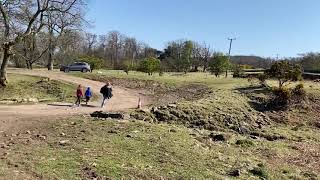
(85, 87), (92, 105)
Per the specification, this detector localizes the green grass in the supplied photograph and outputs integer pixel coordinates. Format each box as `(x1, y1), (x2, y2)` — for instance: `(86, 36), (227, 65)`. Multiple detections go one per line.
(74, 70), (251, 89)
(73, 70), (320, 96)
(2, 117), (319, 179)
(0, 70), (319, 179)
(0, 74), (76, 103)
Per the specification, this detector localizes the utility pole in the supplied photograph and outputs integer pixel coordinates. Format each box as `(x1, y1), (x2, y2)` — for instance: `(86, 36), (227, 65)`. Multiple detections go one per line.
(228, 38), (236, 57)
(276, 54), (280, 60)
(227, 37), (236, 77)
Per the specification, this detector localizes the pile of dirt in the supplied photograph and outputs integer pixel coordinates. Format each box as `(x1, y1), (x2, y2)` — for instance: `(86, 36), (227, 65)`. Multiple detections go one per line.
(238, 85), (320, 127)
(131, 93), (271, 134)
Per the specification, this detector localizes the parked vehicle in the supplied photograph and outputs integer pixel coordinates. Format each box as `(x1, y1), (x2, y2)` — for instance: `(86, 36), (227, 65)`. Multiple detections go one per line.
(60, 62), (91, 73)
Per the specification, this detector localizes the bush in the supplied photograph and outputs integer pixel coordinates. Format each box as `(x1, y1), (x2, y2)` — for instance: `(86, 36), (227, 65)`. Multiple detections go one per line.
(291, 84), (305, 96)
(250, 166), (269, 179)
(266, 61), (302, 88)
(258, 74), (268, 87)
(78, 55), (104, 71)
(208, 53), (229, 77)
(233, 65), (244, 78)
(235, 139), (254, 147)
(122, 60), (136, 75)
(271, 87), (291, 107)
(138, 57), (160, 75)
(269, 84), (306, 110)
(291, 83), (307, 103)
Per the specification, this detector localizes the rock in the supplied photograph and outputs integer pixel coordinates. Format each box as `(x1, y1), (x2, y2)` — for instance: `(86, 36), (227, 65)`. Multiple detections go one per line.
(209, 133), (226, 141)
(151, 107), (158, 113)
(0, 143), (8, 149)
(37, 135), (46, 140)
(91, 162), (97, 167)
(126, 134), (133, 138)
(90, 111), (124, 119)
(167, 104), (177, 108)
(228, 169), (241, 177)
(60, 133), (66, 136)
(70, 122), (76, 125)
(169, 129), (177, 133)
(26, 131), (31, 135)
(107, 130), (118, 134)
(59, 140), (70, 146)
(28, 98), (39, 103)
(314, 121), (320, 129)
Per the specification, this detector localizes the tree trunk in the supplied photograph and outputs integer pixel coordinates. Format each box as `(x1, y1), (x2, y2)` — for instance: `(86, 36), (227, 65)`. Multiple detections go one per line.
(203, 65), (207, 72)
(0, 44), (10, 86)
(47, 27), (54, 70)
(26, 61), (31, 69)
(29, 62), (33, 70)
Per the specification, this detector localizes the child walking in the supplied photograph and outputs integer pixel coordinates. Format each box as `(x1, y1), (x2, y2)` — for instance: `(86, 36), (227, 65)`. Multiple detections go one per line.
(85, 87), (92, 105)
(75, 85), (83, 107)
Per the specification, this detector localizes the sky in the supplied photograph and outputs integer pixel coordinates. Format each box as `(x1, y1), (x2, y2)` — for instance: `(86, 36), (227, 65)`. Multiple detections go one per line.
(86, 0), (320, 58)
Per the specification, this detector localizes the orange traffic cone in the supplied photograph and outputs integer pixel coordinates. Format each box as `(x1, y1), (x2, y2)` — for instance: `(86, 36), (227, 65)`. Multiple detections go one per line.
(137, 97), (142, 109)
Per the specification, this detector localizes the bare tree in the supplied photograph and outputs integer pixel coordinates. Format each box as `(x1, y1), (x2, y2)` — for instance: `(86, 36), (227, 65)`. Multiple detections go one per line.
(0, 0), (85, 86)
(84, 32), (97, 55)
(106, 31), (123, 69)
(46, 0), (86, 70)
(123, 37), (138, 65)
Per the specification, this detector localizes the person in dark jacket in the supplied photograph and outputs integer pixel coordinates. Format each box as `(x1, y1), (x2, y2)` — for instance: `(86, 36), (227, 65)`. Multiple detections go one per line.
(100, 82), (113, 108)
(75, 85), (83, 107)
(85, 87), (92, 105)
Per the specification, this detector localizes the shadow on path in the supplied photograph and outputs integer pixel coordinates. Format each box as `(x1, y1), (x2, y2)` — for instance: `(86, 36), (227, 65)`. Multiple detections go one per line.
(47, 103), (99, 108)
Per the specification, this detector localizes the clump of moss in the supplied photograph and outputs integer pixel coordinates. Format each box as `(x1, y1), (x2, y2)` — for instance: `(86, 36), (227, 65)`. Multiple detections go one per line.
(235, 139), (254, 147)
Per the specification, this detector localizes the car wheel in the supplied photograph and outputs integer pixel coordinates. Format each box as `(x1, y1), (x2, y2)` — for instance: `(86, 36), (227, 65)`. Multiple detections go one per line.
(64, 68), (69, 73)
(82, 68), (87, 73)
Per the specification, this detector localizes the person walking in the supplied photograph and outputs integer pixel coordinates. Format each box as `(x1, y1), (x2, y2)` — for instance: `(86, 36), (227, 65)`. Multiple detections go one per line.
(100, 82), (113, 108)
(75, 85), (83, 107)
(85, 87), (92, 105)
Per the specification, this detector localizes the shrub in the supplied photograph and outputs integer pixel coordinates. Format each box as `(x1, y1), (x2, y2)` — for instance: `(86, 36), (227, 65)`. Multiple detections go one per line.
(122, 60), (136, 75)
(233, 65), (245, 78)
(271, 87), (291, 107)
(266, 61), (302, 88)
(208, 53), (229, 77)
(258, 74), (268, 87)
(235, 139), (254, 147)
(291, 83), (307, 103)
(138, 57), (160, 75)
(269, 84), (306, 110)
(78, 55), (104, 71)
(250, 166), (269, 179)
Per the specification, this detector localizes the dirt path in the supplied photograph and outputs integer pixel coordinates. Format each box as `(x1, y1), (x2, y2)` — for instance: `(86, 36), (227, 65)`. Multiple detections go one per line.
(0, 69), (146, 133)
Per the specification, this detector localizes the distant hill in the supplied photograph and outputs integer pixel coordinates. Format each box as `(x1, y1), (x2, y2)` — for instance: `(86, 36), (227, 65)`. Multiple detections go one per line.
(231, 55), (273, 69)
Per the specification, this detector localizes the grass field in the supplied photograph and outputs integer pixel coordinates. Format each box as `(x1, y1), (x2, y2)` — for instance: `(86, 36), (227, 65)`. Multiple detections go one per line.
(1, 70), (319, 179)
(1, 116), (319, 179)
(0, 74), (77, 103)
(74, 70), (320, 93)
(74, 70), (251, 89)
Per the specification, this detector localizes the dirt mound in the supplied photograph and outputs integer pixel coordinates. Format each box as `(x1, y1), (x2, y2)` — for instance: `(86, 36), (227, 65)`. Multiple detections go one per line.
(131, 91), (271, 134)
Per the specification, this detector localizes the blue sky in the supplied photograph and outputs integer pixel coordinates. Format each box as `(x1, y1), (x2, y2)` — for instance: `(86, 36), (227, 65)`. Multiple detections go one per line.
(86, 0), (320, 57)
